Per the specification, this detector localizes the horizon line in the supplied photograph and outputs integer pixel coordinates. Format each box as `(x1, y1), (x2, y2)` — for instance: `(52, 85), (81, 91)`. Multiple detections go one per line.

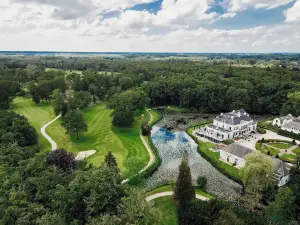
(0, 50), (300, 54)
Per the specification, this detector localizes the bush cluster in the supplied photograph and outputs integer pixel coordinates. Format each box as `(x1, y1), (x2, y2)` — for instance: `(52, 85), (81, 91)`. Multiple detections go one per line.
(223, 139), (234, 145)
(257, 127), (266, 134)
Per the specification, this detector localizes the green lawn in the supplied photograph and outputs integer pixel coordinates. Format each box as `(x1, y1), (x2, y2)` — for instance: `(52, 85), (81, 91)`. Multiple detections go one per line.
(12, 97), (151, 172)
(292, 147), (300, 154)
(148, 109), (161, 127)
(280, 154), (296, 163)
(153, 196), (178, 225)
(264, 145), (280, 156)
(147, 185), (214, 199)
(258, 121), (279, 133)
(269, 143), (293, 149)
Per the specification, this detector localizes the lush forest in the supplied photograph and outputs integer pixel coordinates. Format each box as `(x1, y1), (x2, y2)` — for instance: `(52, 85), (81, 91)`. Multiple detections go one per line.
(1, 56), (300, 117)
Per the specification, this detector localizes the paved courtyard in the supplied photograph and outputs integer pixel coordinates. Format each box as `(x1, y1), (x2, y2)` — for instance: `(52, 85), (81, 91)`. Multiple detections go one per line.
(236, 130), (299, 151)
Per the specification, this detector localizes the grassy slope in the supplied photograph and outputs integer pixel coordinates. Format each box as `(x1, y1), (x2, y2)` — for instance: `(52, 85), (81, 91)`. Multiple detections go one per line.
(12, 97), (150, 172)
(154, 196), (178, 225)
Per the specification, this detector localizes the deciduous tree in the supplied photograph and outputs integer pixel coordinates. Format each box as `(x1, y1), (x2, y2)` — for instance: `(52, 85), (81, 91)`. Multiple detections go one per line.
(62, 110), (87, 139)
(240, 152), (273, 209)
(46, 148), (76, 171)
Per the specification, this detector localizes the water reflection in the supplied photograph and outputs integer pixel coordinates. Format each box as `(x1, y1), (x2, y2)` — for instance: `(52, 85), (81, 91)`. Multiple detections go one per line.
(146, 126), (242, 200)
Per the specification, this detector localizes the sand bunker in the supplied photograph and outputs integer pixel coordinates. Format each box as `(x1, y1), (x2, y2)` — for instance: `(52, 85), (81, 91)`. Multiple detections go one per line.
(75, 150), (96, 160)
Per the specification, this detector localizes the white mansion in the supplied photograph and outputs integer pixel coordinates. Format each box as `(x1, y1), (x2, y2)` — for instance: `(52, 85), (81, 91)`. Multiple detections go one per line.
(273, 114), (300, 134)
(195, 109), (257, 143)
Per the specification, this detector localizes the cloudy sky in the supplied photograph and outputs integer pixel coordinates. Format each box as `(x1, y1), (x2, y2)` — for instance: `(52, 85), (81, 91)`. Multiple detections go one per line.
(0, 0), (299, 52)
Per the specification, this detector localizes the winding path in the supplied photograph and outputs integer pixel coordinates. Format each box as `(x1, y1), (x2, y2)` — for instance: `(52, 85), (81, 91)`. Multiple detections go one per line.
(146, 191), (209, 202)
(41, 114), (61, 151)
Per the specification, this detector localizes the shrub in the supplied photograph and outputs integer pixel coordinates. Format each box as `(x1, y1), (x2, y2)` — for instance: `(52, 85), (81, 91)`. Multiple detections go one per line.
(141, 123), (150, 136)
(275, 154), (279, 158)
(197, 176), (207, 189)
(261, 138), (265, 143)
(292, 139), (297, 145)
(46, 148), (76, 171)
(223, 139), (234, 145)
(257, 127), (266, 134)
(267, 151), (270, 155)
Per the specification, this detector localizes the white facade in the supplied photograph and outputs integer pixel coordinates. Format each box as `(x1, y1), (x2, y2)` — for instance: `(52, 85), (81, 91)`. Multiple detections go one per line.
(196, 109), (257, 143)
(272, 118), (283, 127)
(219, 150), (246, 168)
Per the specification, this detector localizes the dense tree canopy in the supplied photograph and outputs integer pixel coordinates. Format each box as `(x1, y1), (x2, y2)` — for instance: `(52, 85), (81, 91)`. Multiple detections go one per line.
(0, 111), (38, 147)
(240, 152), (273, 209)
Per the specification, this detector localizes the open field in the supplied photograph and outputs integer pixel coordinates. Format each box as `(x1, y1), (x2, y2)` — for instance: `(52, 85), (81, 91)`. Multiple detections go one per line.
(12, 97), (150, 171)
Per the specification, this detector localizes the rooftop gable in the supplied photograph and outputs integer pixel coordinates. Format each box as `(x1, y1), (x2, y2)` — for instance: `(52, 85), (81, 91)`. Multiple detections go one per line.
(215, 109), (252, 125)
(220, 143), (254, 158)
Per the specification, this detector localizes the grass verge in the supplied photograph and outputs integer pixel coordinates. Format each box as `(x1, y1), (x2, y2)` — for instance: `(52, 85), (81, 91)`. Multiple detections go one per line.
(280, 154), (296, 163)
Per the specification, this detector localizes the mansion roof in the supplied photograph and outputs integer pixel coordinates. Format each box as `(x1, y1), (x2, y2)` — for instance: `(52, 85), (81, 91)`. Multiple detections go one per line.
(220, 143), (253, 159)
(214, 109), (252, 126)
(278, 114), (294, 123)
(282, 120), (300, 130)
(272, 158), (292, 177)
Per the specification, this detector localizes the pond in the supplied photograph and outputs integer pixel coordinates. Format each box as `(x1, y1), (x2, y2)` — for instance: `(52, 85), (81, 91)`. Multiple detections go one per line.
(145, 125), (242, 201)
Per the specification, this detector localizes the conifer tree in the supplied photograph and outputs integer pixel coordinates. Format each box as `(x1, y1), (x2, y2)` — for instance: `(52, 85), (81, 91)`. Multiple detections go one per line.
(104, 151), (119, 171)
(174, 156), (195, 208)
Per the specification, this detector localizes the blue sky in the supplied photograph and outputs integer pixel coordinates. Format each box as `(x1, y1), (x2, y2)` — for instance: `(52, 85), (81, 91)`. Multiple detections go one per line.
(0, 0), (299, 52)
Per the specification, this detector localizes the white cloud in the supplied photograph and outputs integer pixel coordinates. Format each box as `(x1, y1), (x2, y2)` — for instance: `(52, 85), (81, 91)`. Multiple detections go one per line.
(0, 0), (299, 52)
(219, 12), (237, 19)
(223, 0), (294, 12)
(284, 0), (300, 23)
